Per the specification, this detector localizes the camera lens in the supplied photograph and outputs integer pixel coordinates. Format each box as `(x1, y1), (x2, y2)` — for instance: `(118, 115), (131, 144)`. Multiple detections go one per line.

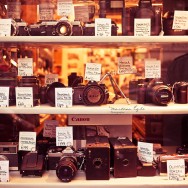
(55, 21), (72, 36)
(93, 158), (102, 168)
(56, 157), (77, 182)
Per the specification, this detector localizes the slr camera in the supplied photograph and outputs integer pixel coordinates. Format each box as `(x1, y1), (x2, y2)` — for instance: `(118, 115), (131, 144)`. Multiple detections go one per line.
(0, 142), (19, 170)
(27, 19), (83, 36)
(73, 81), (109, 106)
(83, 21), (118, 36)
(11, 19), (29, 36)
(122, 0), (162, 36)
(173, 81), (188, 104)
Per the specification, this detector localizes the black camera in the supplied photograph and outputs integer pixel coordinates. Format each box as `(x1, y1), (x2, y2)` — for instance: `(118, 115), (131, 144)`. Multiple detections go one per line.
(68, 72), (83, 87)
(85, 136), (110, 180)
(173, 81), (188, 104)
(83, 21), (118, 36)
(109, 137), (137, 178)
(28, 19), (83, 36)
(11, 19), (29, 36)
(73, 81), (109, 106)
(122, 0), (161, 36)
(0, 142), (19, 170)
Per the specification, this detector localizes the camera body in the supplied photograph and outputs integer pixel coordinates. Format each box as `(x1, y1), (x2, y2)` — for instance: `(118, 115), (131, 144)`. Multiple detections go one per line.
(122, 0), (161, 36)
(73, 81), (109, 106)
(109, 137), (137, 178)
(85, 136), (110, 180)
(0, 142), (19, 170)
(28, 20), (83, 36)
(83, 21), (118, 36)
(11, 19), (29, 36)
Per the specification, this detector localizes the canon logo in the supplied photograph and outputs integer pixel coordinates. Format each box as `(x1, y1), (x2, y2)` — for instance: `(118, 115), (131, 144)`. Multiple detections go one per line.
(71, 117), (90, 121)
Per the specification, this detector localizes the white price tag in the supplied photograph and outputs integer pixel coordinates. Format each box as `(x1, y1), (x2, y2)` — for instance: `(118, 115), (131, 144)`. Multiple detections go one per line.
(85, 63), (102, 81)
(145, 59), (161, 78)
(19, 131), (36, 151)
(167, 159), (185, 181)
(138, 141), (153, 163)
(0, 19), (11, 36)
(95, 18), (111, 37)
(57, 0), (73, 16)
(0, 87), (9, 107)
(16, 87), (33, 108)
(172, 11), (188, 30)
(55, 88), (72, 108)
(134, 18), (151, 36)
(74, 6), (90, 22)
(7, 1), (21, 19)
(45, 74), (58, 85)
(39, 3), (54, 21)
(56, 126), (73, 146)
(0, 160), (9, 182)
(118, 56), (134, 74)
(18, 58), (33, 76)
(43, 120), (58, 138)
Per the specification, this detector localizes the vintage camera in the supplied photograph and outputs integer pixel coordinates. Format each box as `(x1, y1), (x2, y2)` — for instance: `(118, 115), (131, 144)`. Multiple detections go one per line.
(18, 76), (40, 106)
(20, 151), (45, 177)
(28, 19), (83, 36)
(83, 21), (118, 36)
(11, 19), (29, 36)
(173, 81), (188, 104)
(109, 137), (137, 178)
(85, 136), (110, 180)
(68, 72), (83, 87)
(0, 142), (19, 170)
(122, 0), (161, 36)
(159, 154), (188, 175)
(73, 81), (109, 106)
(137, 160), (156, 176)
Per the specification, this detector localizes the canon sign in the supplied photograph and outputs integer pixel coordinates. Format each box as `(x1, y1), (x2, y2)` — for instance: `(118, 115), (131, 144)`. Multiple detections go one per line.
(71, 117), (90, 121)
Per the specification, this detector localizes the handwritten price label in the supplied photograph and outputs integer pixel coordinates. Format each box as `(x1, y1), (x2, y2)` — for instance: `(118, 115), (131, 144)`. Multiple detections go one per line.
(56, 127), (73, 146)
(145, 59), (161, 78)
(85, 63), (101, 81)
(19, 132), (36, 151)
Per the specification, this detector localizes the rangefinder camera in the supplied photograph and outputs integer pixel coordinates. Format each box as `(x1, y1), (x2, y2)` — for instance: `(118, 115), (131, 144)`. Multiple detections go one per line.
(27, 19), (83, 36)
(73, 81), (109, 106)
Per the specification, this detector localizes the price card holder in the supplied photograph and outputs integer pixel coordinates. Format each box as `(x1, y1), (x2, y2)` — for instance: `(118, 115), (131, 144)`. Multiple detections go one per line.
(145, 59), (161, 78)
(19, 132), (36, 151)
(0, 19), (11, 36)
(45, 74), (58, 85)
(84, 63), (101, 81)
(55, 88), (72, 108)
(138, 141), (153, 163)
(172, 10), (188, 30)
(43, 120), (58, 138)
(0, 160), (9, 182)
(56, 126), (73, 146)
(74, 5), (90, 22)
(16, 87), (33, 108)
(18, 58), (33, 76)
(0, 87), (9, 107)
(118, 56), (134, 74)
(134, 18), (151, 36)
(167, 159), (185, 181)
(57, 0), (73, 17)
(95, 18), (111, 37)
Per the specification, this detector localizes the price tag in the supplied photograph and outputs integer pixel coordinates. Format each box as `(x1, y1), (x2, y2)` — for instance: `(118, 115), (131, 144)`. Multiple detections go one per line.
(19, 131), (36, 151)
(95, 18), (111, 37)
(39, 3), (54, 21)
(167, 159), (185, 181)
(0, 19), (11, 37)
(16, 87), (33, 108)
(7, 1), (21, 19)
(56, 126), (73, 146)
(145, 59), (161, 78)
(45, 74), (58, 85)
(43, 120), (58, 138)
(118, 56), (134, 74)
(0, 160), (9, 182)
(85, 63), (102, 81)
(138, 141), (153, 163)
(172, 11), (188, 30)
(18, 58), (33, 76)
(0, 87), (9, 107)
(74, 6), (90, 22)
(57, 0), (73, 17)
(134, 18), (151, 36)
(55, 87), (72, 108)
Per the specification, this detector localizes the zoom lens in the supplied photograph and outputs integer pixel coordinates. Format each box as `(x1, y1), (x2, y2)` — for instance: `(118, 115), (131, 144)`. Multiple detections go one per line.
(55, 21), (72, 36)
